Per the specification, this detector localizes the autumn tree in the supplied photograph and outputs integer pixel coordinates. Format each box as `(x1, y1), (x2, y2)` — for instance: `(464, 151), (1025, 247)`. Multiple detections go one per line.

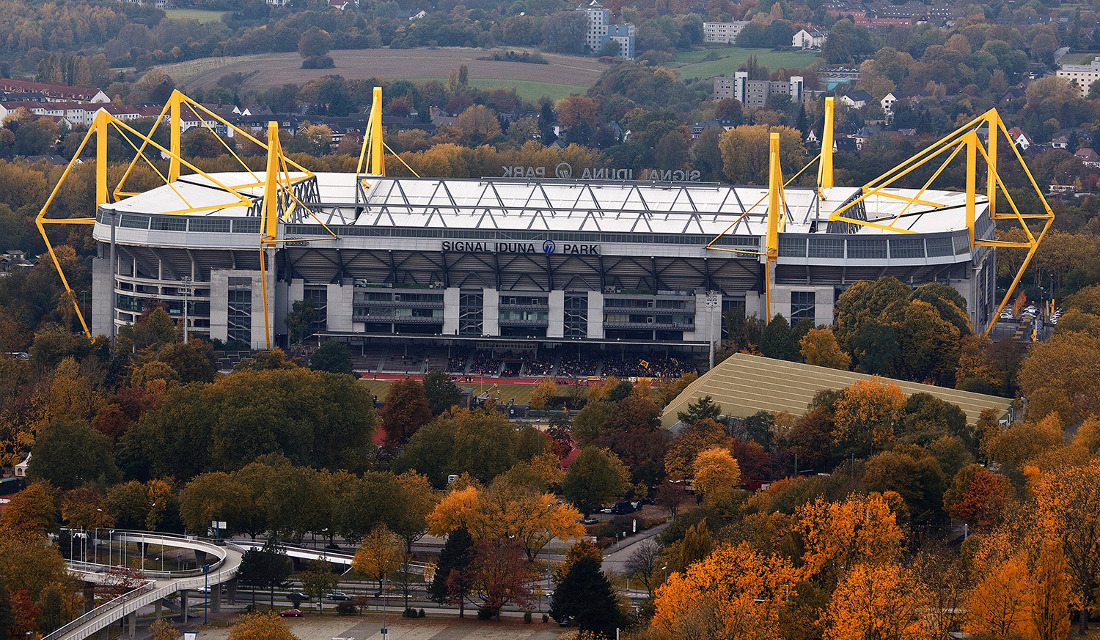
(796, 493), (903, 582)
(0, 481), (57, 535)
(800, 328), (851, 370)
(529, 377), (558, 411)
(237, 540), (292, 609)
(427, 480), (585, 561)
(693, 447), (741, 510)
(227, 612), (300, 640)
(1027, 540), (1071, 640)
(1032, 459), (1100, 633)
(352, 525), (402, 593)
(652, 542), (798, 640)
(719, 124), (807, 185)
(468, 538), (534, 619)
(831, 377), (905, 457)
(943, 464), (1010, 530)
(665, 418), (731, 482)
(626, 539), (661, 599)
(300, 560), (339, 613)
(966, 549), (1030, 639)
(149, 619), (180, 640)
(1017, 332), (1100, 419)
(824, 563), (927, 640)
(380, 378), (434, 449)
(833, 277), (911, 352)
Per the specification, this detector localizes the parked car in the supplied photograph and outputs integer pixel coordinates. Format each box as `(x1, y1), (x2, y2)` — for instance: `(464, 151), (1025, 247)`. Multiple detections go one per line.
(326, 592), (353, 601)
(609, 500), (636, 515)
(279, 609), (303, 617)
(286, 592), (309, 601)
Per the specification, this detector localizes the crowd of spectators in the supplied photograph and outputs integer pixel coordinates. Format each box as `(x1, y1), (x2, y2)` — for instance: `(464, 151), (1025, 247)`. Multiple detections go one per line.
(602, 353), (697, 378)
(435, 347), (698, 379)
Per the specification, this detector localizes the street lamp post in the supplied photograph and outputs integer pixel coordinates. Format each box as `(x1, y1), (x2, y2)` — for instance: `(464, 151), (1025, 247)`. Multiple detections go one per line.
(705, 292), (720, 370)
(203, 564), (210, 625)
(181, 276), (192, 343)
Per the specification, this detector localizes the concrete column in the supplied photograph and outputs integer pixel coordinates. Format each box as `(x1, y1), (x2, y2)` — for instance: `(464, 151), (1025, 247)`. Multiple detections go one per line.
(226, 577), (238, 604)
(101, 627), (109, 640)
(482, 288), (499, 336)
(212, 583), (223, 612)
(586, 291), (604, 339)
(547, 290), (565, 338)
(442, 287), (460, 335)
(180, 589), (189, 623)
(155, 600), (162, 620)
(209, 270), (230, 342)
(84, 585), (96, 613)
(326, 282), (354, 332)
(91, 256), (113, 338)
(127, 611), (136, 639)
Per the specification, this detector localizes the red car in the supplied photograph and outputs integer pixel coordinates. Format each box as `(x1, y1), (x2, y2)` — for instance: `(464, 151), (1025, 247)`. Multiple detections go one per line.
(279, 609), (303, 617)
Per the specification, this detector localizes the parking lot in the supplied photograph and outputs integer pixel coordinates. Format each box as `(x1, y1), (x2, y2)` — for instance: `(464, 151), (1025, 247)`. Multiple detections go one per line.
(195, 614), (570, 640)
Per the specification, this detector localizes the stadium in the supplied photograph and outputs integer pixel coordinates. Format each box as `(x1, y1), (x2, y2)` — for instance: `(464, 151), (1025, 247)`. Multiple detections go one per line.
(39, 91), (1051, 377)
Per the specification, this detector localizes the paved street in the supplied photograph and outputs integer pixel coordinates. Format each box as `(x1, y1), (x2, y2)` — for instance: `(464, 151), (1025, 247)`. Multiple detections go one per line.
(193, 613), (567, 640)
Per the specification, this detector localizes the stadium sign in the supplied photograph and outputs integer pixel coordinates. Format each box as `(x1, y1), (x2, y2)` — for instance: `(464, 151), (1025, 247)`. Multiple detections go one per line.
(442, 240), (600, 255)
(501, 162), (700, 182)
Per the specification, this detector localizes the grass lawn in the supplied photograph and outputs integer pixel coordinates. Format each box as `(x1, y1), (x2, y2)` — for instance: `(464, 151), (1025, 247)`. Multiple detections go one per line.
(359, 379), (545, 405)
(408, 77), (587, 102)
(672, 46), (821, 80)
(1060, 51), (1100, 65)
(164, 8), (227, 23)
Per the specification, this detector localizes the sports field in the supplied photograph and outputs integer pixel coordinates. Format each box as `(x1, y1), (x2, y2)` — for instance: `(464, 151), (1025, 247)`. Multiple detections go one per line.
(157, 48), (607, 99)
(360, 378), (546, 405)
(164, 8), (227, 23)
(672, 46), (821, 79)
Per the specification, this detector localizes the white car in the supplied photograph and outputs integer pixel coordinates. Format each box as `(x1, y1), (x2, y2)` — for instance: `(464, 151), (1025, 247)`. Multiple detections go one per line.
(999, 310), (1014, 320)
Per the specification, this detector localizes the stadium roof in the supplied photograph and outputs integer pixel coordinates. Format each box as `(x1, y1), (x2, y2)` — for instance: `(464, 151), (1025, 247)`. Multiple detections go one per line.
(660, 353), (1013, 427)
(102, 172), (977, 237)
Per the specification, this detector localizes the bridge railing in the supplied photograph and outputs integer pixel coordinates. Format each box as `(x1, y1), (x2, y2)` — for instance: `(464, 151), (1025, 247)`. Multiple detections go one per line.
(50, 531), (240, 640)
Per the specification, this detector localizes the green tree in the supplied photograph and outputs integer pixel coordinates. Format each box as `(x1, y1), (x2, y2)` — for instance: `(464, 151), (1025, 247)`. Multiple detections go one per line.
(422, 370), (463, 415)
(299, 560), (339, 613)
(238, 540), (292, 609)
(29, 421), (120, 490)
(562, 447), (629, 516)
(429, 527), (473, 617)
(285, 300), (317, 346)
(550, 556), (622, 637)
(760, 314), (795, 360)
(309, 340), (353, 375)
(676, 395), (722, 425)
(833, 277), (911, 351)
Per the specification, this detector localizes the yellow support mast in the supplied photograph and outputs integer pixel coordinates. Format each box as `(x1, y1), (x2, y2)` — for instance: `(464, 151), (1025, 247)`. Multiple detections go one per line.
(169, 92), (182, 182)
(817, 96), (834, 195)
(357, 87), (385, 176)
(259, 121), (282, 350)
(764, 132), (784, 320)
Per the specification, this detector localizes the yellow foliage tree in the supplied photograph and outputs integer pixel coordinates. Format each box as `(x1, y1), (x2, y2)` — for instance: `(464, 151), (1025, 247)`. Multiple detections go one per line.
(718, 124), (807, 185)
(796, 493), (903, 581)
(800, 328), (851, 370)
(693, 447), (741, 509)
(652, 542), (798, 640)
(227, 612), (300, 640)
(824, 562), (926, 640)
(426, 481), (585, 561)
(351, 525), (402, 591)
(529, 377), (558, 411)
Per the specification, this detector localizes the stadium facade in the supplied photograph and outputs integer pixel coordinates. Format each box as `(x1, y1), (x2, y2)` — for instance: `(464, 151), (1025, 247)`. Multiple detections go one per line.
(88, 172), (997, 352)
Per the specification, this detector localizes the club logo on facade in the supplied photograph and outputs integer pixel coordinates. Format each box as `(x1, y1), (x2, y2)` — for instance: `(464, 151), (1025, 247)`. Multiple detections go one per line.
(555, 162), (573, 179)
(542, 240), (557, 255)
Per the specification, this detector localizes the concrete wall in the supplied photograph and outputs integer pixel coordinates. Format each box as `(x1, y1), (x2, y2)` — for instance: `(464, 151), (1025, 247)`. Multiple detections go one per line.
(482, 288), (499, 336)
(547, 290), (565, 338)
(586, 291), (604, 339)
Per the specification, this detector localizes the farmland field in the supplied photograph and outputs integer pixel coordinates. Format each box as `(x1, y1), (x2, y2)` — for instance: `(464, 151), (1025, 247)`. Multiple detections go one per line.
(164, 8), (227, 23)
(407, 77), (587, 102)
(157, 48), (608, 97)
(672, 46), (821, 79)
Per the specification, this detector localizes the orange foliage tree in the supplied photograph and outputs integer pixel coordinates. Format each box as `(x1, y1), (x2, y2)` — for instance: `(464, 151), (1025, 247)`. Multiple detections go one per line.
(824, 562), (927, 640)
(795, 493), (903, 581)
(652, 542), (798, 640)
(1031, 459), (1100, 634)
(831, 378), (905, 457)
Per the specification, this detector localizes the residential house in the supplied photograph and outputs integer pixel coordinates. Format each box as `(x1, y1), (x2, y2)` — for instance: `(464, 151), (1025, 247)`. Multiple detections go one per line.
(1006, 126), (1032, 150)
(579, 1), (635, 59)
(1057, 57), (1100, 98)
(1075, 148), (1100, 168)
(792, 28), (826, 49)
(690, 119), (736, 139)
(1052, 135), (1070, 149)
(840, 89), (872, 109)
(0, 78), (109, 103)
